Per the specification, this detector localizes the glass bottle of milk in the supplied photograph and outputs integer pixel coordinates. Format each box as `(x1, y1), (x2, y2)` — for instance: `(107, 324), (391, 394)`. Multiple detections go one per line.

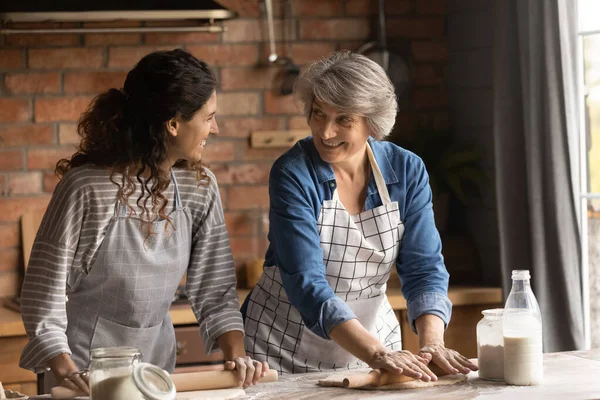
(503, 270), (543, 385)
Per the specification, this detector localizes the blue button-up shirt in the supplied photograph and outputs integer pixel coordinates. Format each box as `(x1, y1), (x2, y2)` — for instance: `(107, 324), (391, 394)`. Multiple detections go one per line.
(243, 136), (452, 340)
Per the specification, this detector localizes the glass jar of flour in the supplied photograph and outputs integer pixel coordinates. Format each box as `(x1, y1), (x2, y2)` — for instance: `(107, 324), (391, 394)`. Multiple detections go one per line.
(89, 346), (175, 400)
(476, 308), (504, 381)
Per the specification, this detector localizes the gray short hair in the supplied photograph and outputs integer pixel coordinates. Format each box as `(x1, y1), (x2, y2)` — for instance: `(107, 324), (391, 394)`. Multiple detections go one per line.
(294, 51), (398, 140)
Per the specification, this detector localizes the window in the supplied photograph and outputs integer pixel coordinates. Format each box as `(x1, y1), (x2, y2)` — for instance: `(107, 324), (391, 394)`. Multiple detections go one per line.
(578, 0), (600, 349)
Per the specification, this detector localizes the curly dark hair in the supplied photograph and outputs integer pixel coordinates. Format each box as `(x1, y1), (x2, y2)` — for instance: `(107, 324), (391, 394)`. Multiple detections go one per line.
(56, 48), (216, 228)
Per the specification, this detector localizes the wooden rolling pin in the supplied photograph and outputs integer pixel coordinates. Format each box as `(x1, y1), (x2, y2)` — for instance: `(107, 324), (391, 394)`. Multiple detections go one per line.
(171, 369), (279, 391)
(343, 369), (412, 388)
(50, 370), (279, 398)
(343, 364), (447, 388)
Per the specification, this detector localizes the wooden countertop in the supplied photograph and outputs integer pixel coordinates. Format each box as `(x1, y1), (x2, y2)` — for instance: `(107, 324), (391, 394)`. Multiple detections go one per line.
(0, 286), (502, 338)
(170, 286), (503, 326)
(0, 291), (253, 338)
(169, 290), (252, 326)
(387, 286), (502, 310)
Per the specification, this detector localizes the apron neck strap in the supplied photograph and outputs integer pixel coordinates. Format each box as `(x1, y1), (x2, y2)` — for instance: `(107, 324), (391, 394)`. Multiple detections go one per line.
(170, 168), (182, 209)
(113, 169), (182, 217)
(331, 185), (340, 201)
(366, 142), (391, 204)
(331, 142), (391, 205)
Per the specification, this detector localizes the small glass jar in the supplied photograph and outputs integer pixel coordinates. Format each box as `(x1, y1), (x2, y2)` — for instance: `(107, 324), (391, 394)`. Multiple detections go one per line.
(89, 346), (175, 400)
(476, 308), (504, 381)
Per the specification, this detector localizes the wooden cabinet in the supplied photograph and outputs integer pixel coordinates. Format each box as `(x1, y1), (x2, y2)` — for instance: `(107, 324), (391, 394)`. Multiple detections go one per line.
(0, 306), (228, 396)
(399, 304), (502, 358)
(174, 325), (224, 366)
(0, 336), (37, 396)
(385, 286), (504, 358)
(0, 328), (225, 397)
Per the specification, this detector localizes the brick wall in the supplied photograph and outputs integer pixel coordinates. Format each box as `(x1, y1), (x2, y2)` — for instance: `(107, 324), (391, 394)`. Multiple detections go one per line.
(0, 0), (449, 296)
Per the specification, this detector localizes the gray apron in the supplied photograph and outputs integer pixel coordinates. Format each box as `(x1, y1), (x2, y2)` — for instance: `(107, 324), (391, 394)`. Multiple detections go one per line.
(245, 143), (403, 374)
(43, 170), (191, 393)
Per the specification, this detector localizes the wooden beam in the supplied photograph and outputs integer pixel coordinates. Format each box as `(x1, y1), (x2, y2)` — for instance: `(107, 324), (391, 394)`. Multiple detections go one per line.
(214, 0), (261, 18)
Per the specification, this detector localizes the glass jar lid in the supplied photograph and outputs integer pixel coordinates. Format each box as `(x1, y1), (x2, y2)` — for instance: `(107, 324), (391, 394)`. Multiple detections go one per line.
(481, 308), (504, 318)
(91, 346), (141, 359)
(133, 363), (176, 400)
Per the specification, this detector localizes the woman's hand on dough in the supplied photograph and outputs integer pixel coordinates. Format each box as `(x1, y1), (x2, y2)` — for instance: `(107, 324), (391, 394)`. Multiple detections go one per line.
(368, 349), (437, 382)
(224, 356), (269, 389)
(418, 342), (478, 375)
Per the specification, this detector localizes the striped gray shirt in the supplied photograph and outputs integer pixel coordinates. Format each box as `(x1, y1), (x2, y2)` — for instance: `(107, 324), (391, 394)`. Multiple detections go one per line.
(19, 164), (244, 372)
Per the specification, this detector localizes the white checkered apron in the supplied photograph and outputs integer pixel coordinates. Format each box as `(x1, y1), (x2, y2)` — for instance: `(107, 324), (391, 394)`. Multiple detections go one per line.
(245, 143), (404, 374)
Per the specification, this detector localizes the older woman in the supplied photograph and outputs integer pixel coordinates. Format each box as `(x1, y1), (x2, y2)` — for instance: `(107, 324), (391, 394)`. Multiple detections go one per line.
(242, 51), (478, 380)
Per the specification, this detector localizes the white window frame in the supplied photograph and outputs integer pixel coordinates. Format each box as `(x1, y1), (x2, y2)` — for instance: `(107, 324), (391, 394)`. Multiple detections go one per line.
(576, 0), (600, 349)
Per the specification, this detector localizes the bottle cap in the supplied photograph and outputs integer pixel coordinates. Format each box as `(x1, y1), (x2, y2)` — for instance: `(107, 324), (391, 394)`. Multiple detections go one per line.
(133, 362), (176, 400)
(511, 270), (530, 280)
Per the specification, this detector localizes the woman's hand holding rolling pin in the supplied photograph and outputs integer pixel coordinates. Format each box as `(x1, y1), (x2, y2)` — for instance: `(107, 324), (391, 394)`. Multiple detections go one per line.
(224, 356), (270, 389)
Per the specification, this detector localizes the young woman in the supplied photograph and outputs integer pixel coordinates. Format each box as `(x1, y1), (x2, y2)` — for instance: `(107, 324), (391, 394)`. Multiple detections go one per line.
(20, 49), (267, 394)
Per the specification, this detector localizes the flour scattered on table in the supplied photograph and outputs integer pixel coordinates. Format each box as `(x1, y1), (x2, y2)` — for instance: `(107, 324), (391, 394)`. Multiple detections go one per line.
(365, 374), (467, 390)
(175, 388), (245, 400)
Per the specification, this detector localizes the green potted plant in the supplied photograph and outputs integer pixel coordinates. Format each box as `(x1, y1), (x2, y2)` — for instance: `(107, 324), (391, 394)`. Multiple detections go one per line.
(391, 128), (487, 234)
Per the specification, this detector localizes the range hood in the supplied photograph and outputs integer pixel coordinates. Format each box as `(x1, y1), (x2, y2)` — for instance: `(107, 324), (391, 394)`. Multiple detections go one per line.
(0, 0), (239, 34)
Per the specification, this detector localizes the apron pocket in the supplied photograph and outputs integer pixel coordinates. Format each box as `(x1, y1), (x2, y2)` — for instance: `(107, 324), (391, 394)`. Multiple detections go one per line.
(90, 316), (171, 367)
(296, 294), (386, 365)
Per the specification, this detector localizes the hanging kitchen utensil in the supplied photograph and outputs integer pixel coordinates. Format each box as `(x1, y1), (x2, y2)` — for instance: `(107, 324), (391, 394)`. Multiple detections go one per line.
(357, 0), (410, 97)
(265, 0), (299, 95)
